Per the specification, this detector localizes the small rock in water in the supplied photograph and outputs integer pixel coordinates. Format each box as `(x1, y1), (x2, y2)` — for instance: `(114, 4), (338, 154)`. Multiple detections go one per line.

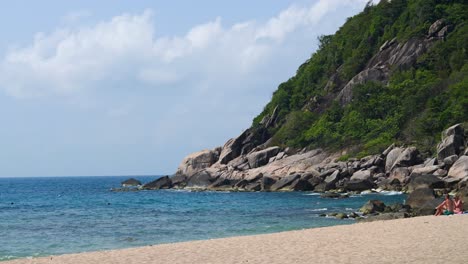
(335, 213), (348, 219)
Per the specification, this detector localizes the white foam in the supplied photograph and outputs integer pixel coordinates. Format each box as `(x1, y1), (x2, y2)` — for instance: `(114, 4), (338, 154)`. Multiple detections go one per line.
(308, 208), (328, 212)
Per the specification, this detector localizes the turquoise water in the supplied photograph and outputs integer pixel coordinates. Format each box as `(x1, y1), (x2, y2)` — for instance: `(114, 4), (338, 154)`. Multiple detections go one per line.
(0, 176), (406, 261)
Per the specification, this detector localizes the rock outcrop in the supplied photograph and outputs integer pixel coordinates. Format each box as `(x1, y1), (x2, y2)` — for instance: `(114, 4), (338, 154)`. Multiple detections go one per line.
(121, 178), (142, 187)
(336, 19), (449, 106)
(437, 124), (465, 161)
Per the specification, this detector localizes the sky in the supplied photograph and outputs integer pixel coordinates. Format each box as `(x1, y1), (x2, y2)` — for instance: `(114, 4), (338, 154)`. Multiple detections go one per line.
(0, 0), (372, 177)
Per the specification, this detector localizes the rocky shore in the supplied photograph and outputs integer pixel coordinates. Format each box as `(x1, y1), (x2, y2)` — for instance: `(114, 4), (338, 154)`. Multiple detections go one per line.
(119, 123), (468, 217)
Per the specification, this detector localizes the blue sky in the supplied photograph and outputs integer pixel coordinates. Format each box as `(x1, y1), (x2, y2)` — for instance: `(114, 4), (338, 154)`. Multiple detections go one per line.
(0, 0), (370, 177)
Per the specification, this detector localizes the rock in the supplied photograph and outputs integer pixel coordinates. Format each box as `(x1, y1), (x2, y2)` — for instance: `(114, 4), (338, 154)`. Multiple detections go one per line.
(437, 25), (450, 39)
(234, 179), (249, 189)
(344, 179), (374, 192)
(410, 166), (439, 176)
(348, 212), (359, 218)
(313, 182), (335, 192)
(360, 200), (386, 215)
(382, 144), (395, 156)
(319, 169), (336, 179)
(406, 187), (435, 210)
(186, 171), (215, 188)
(176, 148), (220, 177)
(142, 176), (172, 190)
(337, 37), (437, 106)
(433, 169), (448, 177)
(357, 212), (407, 222)
(208, 178), (236, 189)
(428, 19), (446, 37)
(448, 156), (468, 180)
(406, 174), (445, 192)
(350, 170), (372, 181)
(276, 152), (286, 160)
(121, 178), (142, 187)
(247, 147), (281, 169)
(170, 174), (188, 188)
(270, 174), (301, 191)
(218, 126), (270, 165)
(324, 170), (341, 185)
(244, 182), (261, 191)
(443, 155), (459, 167)
(388, 167), (410, 184)
(287, 179), (314, 191)
(437, 124), (465, 160)
(424, 158), (438, 167)
(335, 213), (348, 219)
(385, 147), (404, 172)
(261, 176), (276, 191)
(391, 147), (421, 170)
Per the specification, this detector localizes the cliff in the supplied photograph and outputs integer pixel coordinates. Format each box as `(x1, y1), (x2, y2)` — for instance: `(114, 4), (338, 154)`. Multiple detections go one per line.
(141, 1), (468, 214)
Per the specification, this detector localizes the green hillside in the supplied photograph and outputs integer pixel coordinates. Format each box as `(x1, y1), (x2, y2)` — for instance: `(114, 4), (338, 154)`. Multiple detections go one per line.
(253, 0), (468, 158)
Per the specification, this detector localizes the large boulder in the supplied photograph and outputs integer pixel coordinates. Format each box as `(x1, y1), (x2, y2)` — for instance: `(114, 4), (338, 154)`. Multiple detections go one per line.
(247, 147), (281, 169)
(388, 167), (410, 184)
(344, 179), (374, 192)
(391, 147), (421, 170)
(406, 187), (436, 213)
(176, 148), (221, 177)
(437, 124), (465, 161)
(121, 178), (142, 187)
(261, 176), (276, 191)
(350, 170), (372, 181)
(186, 170), (216, 188)
(170, 174), (188, 188)
(287, 179), (314, 191)
(270, 174), (301, 191)
(406, 174), (445, 192)
(385, 147), (404, 172)
(324, 170), (341, 185)
(142, 176), (172, 190)
(448, 156), (468, 180)
(410, 165), (439, 177)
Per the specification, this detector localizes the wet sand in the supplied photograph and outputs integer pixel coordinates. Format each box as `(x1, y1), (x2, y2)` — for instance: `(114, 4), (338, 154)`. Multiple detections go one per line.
(4, 215), (468, 264)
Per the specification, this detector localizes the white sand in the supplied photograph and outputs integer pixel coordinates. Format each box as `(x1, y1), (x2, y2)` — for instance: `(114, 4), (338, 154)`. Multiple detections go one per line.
(4, 215), (468, 264)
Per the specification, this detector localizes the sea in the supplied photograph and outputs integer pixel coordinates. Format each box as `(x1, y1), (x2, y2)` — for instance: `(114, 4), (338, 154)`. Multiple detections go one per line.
(0, 176), (406, 261)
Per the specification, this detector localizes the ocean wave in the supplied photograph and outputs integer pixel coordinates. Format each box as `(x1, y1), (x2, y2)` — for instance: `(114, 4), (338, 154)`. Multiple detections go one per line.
(307, 208), (328, 212)
(379, 191), (403, 195)
(303, 193), (321, 196)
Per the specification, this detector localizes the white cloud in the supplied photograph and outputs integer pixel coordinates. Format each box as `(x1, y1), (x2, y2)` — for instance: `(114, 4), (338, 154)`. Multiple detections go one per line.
(0, 0), (369, 98)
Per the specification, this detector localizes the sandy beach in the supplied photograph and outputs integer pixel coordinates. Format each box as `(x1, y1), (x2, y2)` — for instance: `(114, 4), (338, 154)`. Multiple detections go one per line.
(4, 215), (468, 264)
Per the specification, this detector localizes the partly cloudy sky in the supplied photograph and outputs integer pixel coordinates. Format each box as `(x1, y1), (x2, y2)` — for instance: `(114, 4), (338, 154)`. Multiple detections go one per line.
(0, 0), (371, 177)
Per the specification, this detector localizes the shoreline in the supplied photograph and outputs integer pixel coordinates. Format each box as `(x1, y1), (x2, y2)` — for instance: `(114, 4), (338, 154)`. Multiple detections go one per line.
(4, 215), (468, 264)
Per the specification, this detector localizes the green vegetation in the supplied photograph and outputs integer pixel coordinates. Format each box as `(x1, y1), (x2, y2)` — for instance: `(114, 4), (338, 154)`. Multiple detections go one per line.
(253, 0), (468, 157)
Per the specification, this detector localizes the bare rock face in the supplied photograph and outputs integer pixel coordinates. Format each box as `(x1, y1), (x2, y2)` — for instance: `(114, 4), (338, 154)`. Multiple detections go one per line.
(448, 156), (468, 180)
(437, 124), (465, 161)
(337, 36), (437, 105)
(176, 148), (221, 178)
(428, 19), (446, 37)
